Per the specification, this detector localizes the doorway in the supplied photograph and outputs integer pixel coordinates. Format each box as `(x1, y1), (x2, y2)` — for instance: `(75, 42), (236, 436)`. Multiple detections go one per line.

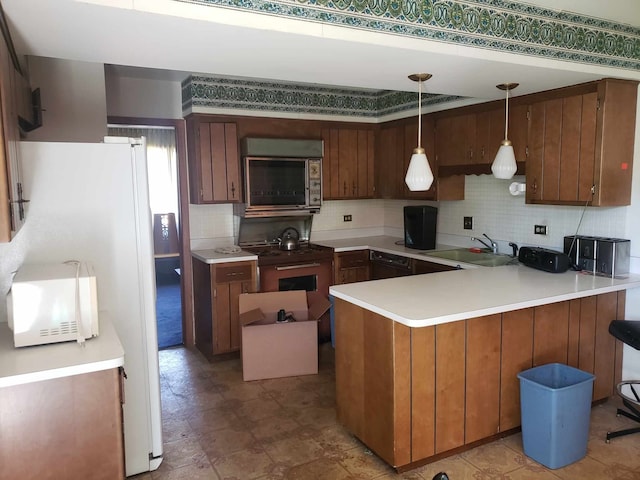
(108, 122), (183, 349)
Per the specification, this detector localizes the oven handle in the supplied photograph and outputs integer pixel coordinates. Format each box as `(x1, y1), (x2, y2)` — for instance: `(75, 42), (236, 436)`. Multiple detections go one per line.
(275, 263), (321, 271)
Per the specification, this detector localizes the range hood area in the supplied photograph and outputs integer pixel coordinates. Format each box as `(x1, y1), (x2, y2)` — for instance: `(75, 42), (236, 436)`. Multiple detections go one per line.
(235, 138), (324, 218)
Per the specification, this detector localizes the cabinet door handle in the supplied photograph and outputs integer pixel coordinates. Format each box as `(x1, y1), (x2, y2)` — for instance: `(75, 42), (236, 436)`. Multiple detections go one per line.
(119, 367), (127, 405)
(352, 181), (356, 196)
(10, 183), (29, 221)
(230, 182), (236, 198)
(275, 263), (320, 271)
(343, 181), (347, 195)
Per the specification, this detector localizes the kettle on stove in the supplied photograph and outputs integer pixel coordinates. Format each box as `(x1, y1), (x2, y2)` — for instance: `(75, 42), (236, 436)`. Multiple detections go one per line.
(277, 227), (300, 251)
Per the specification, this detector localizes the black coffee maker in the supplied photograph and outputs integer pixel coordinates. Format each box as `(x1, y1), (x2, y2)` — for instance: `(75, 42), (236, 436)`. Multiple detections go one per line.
(404, 205), (437, 250)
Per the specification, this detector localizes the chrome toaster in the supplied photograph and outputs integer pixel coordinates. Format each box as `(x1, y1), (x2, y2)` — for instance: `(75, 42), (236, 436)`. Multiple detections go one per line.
(564, 236), (630, 278)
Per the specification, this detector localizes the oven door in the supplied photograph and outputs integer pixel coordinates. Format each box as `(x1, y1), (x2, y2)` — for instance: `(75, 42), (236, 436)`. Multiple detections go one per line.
(245, 157), (308, 209)
(259, 261), (332, 342)
(259, 261), (331, 296)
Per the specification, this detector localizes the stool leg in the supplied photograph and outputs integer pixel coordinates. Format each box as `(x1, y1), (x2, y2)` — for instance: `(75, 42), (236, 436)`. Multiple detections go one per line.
(617, 408), (640, 423)
(607, 426), (640, 443)
(606, 398), (640, 443)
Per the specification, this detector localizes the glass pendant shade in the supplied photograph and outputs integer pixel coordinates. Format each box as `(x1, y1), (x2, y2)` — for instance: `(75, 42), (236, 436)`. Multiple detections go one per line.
(491, 141), (517, 179)
(491, 83), (518, 180)
(405, 73), (434, 191)
(406, 148), (434, 191)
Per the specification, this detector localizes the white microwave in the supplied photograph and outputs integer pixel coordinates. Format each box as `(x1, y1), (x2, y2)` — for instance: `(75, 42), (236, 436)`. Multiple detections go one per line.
(7, 262), (99, 347)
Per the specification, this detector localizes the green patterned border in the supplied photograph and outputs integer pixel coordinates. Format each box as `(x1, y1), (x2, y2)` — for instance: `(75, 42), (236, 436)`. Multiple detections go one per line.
(182, 75), (461, 117)
(174, 0), (639, 70)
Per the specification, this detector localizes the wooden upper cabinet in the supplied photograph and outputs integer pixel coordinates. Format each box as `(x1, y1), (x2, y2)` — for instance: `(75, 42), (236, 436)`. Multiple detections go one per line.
(186, 116), (241, 204)
(374, 124), (403, 199)
(526, 79), (637, 206)
(474, 109), (500, 165)
(322, 127), (374, 200)
(435, 113), (475, 166)
(436, 104), (528, 170)
(509, 103), (530, 165)
(375, 118), (462, 200)
(527, 94), (595, 204)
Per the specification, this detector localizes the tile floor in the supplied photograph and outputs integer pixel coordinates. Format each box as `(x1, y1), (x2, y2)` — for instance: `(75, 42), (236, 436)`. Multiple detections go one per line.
(131, 344), (640, 480)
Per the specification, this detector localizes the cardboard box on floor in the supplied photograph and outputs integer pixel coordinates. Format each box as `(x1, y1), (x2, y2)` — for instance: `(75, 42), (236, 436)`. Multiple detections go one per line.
(239, 290), (331, 381)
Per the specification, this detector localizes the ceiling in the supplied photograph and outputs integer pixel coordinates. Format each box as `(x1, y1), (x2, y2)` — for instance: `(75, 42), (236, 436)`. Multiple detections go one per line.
(2, 0), (639, 102)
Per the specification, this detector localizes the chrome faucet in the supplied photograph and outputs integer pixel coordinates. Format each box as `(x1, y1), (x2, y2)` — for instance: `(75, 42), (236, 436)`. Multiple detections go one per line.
(471, 234), (498, 254)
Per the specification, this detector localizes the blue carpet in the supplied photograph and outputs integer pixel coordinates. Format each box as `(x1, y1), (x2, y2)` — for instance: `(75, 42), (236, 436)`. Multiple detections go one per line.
(156, 274), (183, 349)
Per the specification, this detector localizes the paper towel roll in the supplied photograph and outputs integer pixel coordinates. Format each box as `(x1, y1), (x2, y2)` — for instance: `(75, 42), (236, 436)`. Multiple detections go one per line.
(509, 182), (526, 196)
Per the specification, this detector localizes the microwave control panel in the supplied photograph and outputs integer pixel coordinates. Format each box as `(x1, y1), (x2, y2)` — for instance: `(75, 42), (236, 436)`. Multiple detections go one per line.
(308, 159), (322, 206)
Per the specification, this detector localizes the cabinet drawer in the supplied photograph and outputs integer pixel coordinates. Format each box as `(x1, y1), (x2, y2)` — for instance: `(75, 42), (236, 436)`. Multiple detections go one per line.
(338, 251), (369, 268)
(215, 264), (253, 283)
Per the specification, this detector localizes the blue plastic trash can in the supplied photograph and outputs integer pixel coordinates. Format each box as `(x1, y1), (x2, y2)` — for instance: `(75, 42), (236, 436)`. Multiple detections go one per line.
(517, 363), (595, 469)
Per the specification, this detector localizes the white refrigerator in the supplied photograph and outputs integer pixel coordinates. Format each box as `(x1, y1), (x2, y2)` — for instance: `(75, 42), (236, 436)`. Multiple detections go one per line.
(19, 138), (163, 476)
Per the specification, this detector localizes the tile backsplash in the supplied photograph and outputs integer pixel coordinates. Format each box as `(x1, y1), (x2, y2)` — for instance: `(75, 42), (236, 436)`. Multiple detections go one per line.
(189, 175), (629, 254)
(438, 175), (628, 252)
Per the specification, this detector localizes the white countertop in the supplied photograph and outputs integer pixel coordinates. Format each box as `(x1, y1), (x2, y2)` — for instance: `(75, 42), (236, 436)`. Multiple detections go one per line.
(192, 248), (258, 264)
(313, 235), (471, 269)
(330, 264), (640, 328)
(0, 314), (125, 388)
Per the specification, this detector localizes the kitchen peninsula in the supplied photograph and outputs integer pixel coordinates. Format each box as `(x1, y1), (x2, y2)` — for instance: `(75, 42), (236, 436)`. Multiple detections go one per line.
(329, 254), (640, 472)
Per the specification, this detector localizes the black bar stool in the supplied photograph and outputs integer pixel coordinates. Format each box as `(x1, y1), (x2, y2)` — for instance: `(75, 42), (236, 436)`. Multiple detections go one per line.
(606, 320), (640, 443)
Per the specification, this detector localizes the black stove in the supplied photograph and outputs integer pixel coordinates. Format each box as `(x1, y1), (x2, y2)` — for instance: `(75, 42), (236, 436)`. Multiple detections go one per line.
(243, 243), (334, 266)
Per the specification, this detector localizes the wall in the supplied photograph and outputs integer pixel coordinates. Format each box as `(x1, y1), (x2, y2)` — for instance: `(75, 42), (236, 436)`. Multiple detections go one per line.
(437, 175), (628, 253)
(24, 57), (108, 142)
(105, 74), (183, 119)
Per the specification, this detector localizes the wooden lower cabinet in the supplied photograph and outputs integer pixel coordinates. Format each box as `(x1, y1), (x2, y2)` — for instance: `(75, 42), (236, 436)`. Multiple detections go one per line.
(334, 250), (370, 284)
(193, 258), (257, 359)
(335, 290), (625, 471)
(0, 368), (125, 479)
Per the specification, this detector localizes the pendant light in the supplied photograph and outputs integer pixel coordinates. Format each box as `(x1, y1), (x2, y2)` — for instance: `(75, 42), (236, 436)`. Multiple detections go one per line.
(405, 73), (434, 191)
(491, 83), (519, 179)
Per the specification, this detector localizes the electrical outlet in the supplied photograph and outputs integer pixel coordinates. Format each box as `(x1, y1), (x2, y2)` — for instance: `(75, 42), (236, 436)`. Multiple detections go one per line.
(463, 216), (473, 230)
(534, 225), (548, 235)
(343, 215), (352, 222)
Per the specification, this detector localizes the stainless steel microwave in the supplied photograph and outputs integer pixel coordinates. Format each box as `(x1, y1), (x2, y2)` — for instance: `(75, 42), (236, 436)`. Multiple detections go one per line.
(237, 138), (323, 217)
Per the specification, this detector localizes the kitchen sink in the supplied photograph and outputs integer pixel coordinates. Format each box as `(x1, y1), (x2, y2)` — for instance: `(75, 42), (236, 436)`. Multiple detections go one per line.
(422, 248), (519, 267)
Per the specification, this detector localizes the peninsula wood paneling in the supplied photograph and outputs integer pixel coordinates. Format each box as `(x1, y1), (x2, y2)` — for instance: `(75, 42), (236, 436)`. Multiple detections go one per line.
(333, 292), (623, 471)
(567, 298), (581, 368)
(411, 326), (436, 460)
(533, 301), (570, 366)
(465, 314), (501, 443)
(391, 322), (412, 467)
(614, 291), (626, 387)
(577, 296), (597, 375)
(500, 308), (534, 431)
(334, 298), (365, 440)
(435, 321), (465, 453)
(363, 311), (396, 465)
(593, 292), (618, 400)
